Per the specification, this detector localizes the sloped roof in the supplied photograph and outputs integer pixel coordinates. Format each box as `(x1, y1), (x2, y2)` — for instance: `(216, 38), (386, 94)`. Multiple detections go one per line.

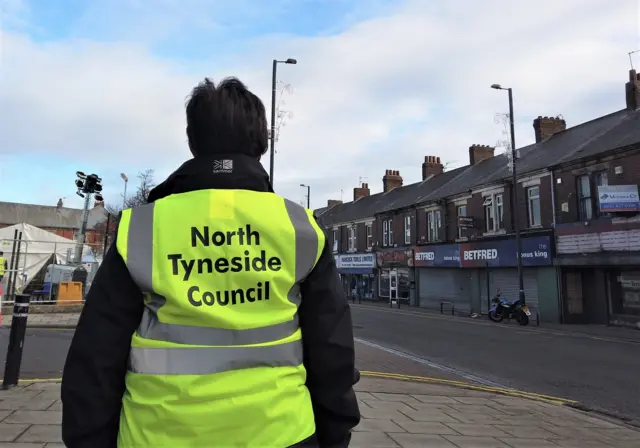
(321, 106), (640, 226)
(0, 201), (107, 230)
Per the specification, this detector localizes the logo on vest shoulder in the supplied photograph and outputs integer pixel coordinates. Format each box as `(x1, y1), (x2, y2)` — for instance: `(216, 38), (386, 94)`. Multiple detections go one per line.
(213, 159), (233, 174)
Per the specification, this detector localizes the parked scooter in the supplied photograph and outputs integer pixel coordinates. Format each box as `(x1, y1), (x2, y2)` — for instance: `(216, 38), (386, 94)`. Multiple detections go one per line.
(488, 289), (531, 325)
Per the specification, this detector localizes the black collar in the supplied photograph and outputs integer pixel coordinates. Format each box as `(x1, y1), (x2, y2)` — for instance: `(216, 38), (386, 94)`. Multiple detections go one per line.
(148, 153), (273, 203)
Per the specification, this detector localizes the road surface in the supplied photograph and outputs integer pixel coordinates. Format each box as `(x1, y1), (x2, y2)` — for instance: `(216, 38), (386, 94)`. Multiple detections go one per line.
(351, 304), (640, 424)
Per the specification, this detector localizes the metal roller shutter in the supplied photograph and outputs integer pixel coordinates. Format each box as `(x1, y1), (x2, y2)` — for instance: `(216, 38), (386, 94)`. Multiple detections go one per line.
(485, 268), (539, 311)
(418, 268), (470, 313)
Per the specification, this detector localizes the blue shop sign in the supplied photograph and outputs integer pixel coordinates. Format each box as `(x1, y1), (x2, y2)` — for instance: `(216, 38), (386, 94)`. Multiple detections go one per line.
(413, 244), (460, 267)
(460, 236), (552, 268)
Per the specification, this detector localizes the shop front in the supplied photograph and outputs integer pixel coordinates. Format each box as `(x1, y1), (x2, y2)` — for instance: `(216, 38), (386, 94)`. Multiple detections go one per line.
(555, 216), (640, 327)
(414, 244), (470, 312)
(460, 235), (556, 319)
(376, 248), (415, 305)
(413, 235), (558, 321)
(335, 253), (377, 301)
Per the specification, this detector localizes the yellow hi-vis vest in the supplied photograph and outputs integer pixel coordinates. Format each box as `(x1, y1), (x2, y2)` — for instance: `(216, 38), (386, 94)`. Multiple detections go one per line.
(115, 189), (325, 447)
(0, 257), (5, 276)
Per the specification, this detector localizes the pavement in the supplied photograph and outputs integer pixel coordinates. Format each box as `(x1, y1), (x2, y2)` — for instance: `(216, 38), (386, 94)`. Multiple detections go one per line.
(0, 314), (79, 329)
(351, 303), (640, 426)
(1, 377), (639, 447)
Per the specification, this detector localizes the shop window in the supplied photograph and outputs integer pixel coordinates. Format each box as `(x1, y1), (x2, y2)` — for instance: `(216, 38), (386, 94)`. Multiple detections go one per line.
(609, 270), (640, 317)
(366, 223), (372, 250)
(347, 225), (356, 251)
(379, 270), (390, 298)
(457, 204), (466, 239)
(527, 186), (541, 227)
(427, 210), (441, 242)
(404, 215), (411, 244)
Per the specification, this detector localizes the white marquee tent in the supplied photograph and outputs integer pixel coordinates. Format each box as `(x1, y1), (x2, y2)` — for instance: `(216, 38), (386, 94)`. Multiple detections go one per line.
(0, 223), (93, 293)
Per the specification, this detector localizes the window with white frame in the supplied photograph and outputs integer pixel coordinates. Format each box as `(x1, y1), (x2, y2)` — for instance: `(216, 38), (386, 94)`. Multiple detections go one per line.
(404, 215), (411, 244)
(348, 225), (356, 251)
(527, 186), (541, 227)
(366, 223), (373, 249)
(332, 230), (338, 252)
(382, 220), (389, 246)
(457, 204), (467, 239)
(387, 219), (394, 245)
(483, 193), (505, 232)
(495, 194), (504, 229)
(427, 209), (441, 242)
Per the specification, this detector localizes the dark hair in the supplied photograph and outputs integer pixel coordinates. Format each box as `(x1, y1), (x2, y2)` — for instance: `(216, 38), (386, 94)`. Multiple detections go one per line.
(186, 77), (268, 158)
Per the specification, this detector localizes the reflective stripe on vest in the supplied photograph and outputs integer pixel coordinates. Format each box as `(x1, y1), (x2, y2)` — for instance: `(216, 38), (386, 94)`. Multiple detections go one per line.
(129, 339), (303, 375)
(121, 195), (322, 375)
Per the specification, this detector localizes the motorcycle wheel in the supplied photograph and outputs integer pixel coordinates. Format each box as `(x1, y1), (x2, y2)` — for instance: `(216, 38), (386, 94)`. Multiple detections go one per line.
(488, 309), (504, 322)
(517, 312), (530, 326)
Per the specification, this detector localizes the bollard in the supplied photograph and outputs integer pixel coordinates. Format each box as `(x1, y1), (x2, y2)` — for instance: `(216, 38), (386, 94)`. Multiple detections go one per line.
(3, 294), (31, 389)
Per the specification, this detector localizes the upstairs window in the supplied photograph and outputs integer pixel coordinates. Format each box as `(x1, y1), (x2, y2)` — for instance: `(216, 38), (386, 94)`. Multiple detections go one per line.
(427, 210), (442, 242)
(404, 215), (411, 244)
(347, 225), (356, 251)
(332, 230), (338, 252)
(366, 223), (373, 249)
(527, 186), (541, 227)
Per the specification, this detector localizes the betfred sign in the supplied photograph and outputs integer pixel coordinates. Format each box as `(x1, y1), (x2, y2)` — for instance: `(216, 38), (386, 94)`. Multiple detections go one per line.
(460, 236), (552, 268)
(463, 249), (498, 261)
(413, 244), (460, 267)
(414, 236), (552, 268)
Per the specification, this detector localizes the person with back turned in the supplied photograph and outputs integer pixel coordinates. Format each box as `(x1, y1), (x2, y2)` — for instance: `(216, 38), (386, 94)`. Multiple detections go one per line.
(61, 77), (361, 447)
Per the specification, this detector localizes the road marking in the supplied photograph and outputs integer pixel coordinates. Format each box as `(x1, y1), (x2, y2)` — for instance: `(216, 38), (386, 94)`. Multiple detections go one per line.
(19, 378), (62, 383)
(352, 304), (640, 345)
(355, 337), (509, 389)
(360, 370), (575, 405)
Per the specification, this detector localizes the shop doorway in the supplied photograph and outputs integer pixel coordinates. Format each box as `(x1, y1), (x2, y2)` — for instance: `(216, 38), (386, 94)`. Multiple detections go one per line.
(390, 269), (398, 301)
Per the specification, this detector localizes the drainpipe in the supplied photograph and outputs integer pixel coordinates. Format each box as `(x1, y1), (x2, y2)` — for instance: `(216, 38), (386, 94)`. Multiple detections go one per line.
(550, 170), (557, 228)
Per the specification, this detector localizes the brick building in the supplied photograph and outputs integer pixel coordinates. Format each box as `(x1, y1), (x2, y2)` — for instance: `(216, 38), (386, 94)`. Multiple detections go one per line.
(317, 69), (640, 328)
(0, 199), (109, 255)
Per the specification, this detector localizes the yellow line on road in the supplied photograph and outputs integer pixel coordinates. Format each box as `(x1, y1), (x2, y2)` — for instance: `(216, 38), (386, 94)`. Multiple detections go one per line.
(360, 370), (576, 405)
(19, 378), (62, 383)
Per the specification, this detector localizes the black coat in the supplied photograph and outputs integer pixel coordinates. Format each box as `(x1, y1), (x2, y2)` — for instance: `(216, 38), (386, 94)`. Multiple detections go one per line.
(61, 153), (361, 448)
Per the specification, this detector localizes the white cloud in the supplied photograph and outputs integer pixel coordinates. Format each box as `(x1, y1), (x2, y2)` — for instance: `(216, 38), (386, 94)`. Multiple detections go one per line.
(0, 0), (638, 210)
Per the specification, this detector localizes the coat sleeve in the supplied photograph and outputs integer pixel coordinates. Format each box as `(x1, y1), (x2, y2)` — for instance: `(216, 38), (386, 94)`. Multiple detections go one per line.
(299, 229), (361, 447)
(61, 241), (144, 448)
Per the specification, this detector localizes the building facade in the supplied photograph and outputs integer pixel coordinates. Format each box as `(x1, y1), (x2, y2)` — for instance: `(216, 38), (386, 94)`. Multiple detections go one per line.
(316, 69), (640, 327)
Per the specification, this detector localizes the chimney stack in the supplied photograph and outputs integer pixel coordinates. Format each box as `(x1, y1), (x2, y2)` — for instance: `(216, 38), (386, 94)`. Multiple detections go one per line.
(93, 200), (104, 208)
(422, 156), (444, 180)
(353, 183), (370, 201)
(327, 199), (343, 208)
(533, 116), (567, 143)
(468, 145), (495, 165)
(56, 198), (63, 209)
(382, 170), (403, 193)
(626, 69), (640, 110)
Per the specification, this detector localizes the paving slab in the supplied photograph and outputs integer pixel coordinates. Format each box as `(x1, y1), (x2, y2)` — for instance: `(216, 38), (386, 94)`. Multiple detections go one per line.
(0, 377), (637, 447)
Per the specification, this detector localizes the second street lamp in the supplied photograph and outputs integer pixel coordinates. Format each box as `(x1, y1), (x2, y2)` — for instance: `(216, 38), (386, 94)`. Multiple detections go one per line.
(491, 83), (525, 306)
(300, 183), (310, 209)
(270, 58), (297, 189)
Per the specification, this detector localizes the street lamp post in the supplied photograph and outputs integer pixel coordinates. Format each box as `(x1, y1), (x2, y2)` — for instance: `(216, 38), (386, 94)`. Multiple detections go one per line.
(491, 84), (525, 306)
(120, 173), (128, 210)
(270, 58), (297, 188)
(300, 184), (310, 208)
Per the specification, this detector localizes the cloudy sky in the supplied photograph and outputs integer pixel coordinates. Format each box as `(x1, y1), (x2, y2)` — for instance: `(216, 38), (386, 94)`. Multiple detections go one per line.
(0, 0), (638, 211)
